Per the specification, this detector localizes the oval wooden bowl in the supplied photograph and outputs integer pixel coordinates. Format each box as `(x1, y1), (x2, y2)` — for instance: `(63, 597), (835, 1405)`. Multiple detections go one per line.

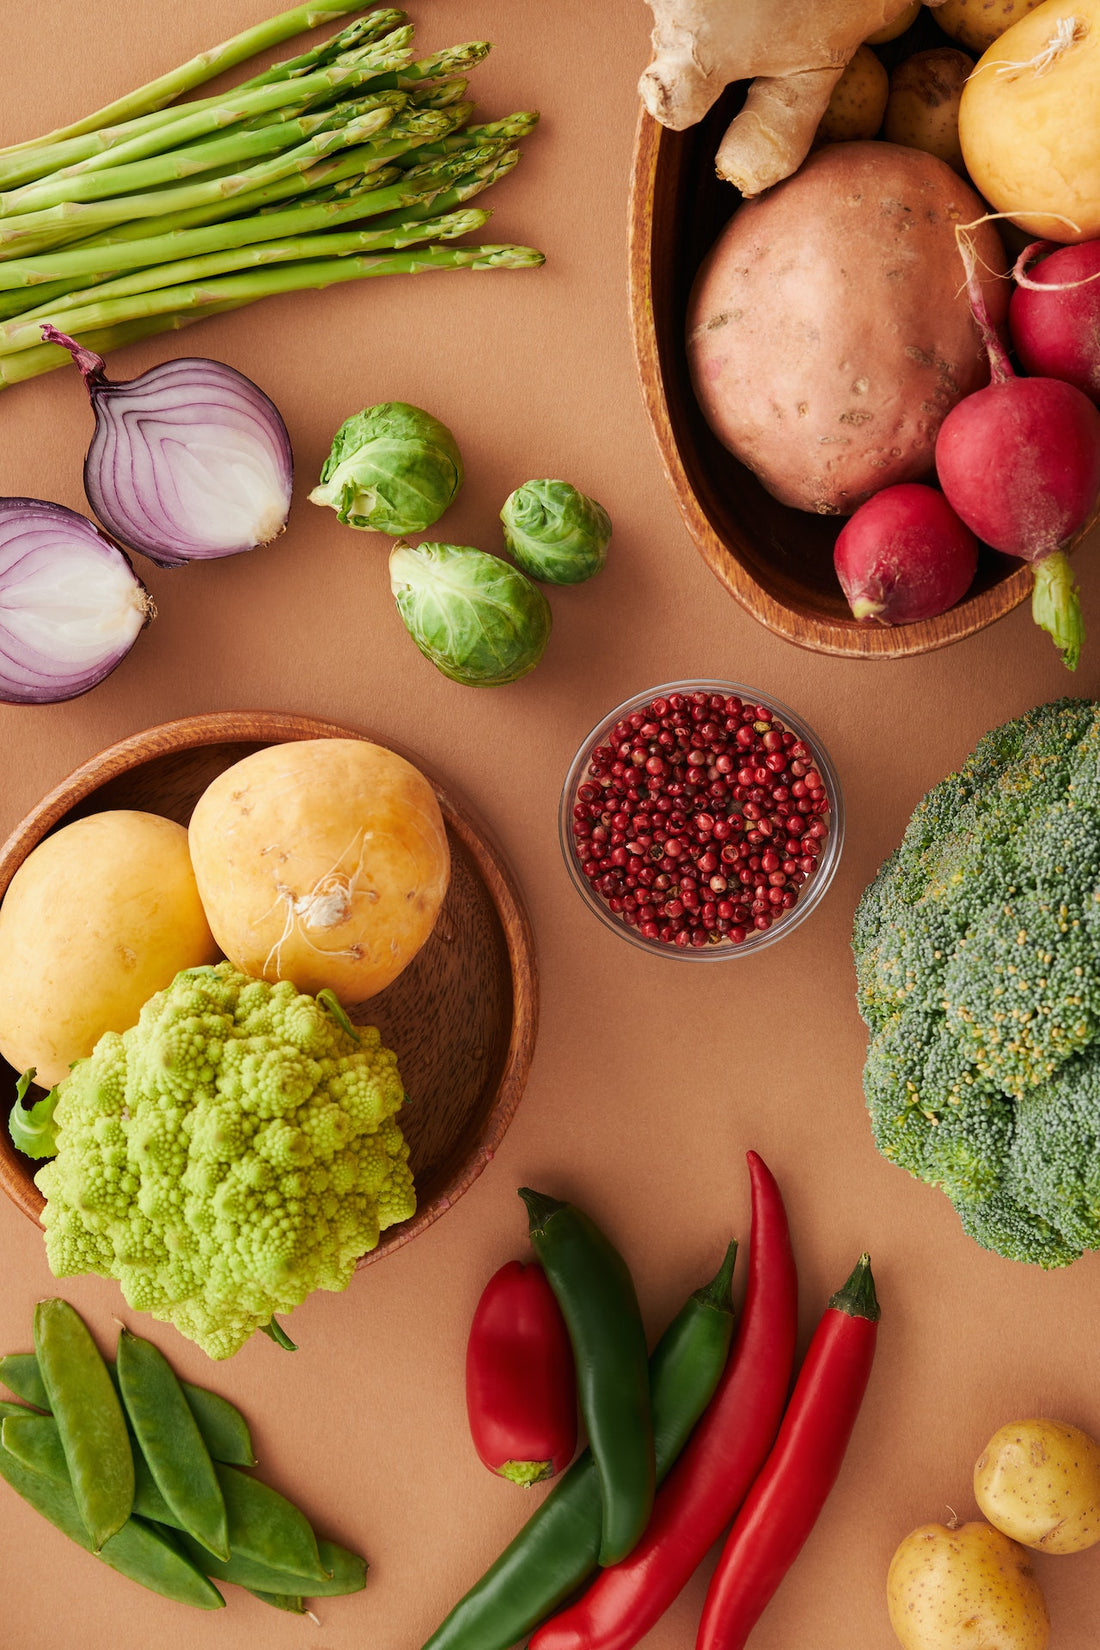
(0, 711), (538, 1266)
(628, 99), (1034, 658)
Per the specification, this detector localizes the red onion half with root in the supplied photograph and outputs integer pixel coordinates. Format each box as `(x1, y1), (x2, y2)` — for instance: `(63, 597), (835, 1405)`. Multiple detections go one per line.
(934, 228), (1100, 670)
(42, 327), (293, 568)
(0, 498), (152, 704)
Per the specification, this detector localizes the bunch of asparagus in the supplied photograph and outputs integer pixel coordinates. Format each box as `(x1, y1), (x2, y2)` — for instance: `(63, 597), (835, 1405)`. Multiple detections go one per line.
(0, 0), (543, 387)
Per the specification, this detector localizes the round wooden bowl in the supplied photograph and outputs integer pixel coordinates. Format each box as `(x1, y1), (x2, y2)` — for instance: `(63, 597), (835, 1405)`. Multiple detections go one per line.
(628, 99), (1036, 658)
(0, 711), (538, 1265)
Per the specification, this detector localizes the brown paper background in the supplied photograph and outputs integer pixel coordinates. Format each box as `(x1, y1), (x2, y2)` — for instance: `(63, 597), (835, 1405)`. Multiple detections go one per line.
(1, 3), (1099, 1645)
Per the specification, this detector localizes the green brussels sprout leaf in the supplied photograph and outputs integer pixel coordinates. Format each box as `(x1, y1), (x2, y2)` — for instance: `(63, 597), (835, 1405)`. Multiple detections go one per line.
(389, 541), (551, 687)
(309, 402), (463, 535)
(500, 478), (611, 585)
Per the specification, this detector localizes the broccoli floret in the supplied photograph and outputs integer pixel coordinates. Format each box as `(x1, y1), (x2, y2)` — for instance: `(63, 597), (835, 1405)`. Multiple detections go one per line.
(31, 964), (415, 1358)
(853, 698), (1100, 1269)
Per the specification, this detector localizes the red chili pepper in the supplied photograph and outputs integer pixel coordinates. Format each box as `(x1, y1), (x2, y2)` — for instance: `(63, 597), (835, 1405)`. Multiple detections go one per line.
(695, 1252), (881, 1650)
(528, 1151), (798, 1650)
(465, 1260), (578, 1487)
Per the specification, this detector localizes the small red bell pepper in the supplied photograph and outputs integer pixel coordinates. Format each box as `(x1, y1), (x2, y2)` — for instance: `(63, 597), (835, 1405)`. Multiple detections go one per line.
(466, 1260), (578, 1486)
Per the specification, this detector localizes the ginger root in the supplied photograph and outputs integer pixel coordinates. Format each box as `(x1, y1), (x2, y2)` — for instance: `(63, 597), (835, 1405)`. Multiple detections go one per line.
(639, 0), (945, 195)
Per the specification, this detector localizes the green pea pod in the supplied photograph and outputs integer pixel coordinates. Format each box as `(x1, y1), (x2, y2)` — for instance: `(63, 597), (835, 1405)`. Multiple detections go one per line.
(33, 1300), (134, 1550)
(117, 1328), (229, 1562)
(2, 1412), (67, 1483)
(518, 1189), (654, 1566)
(177, 1530), (368, 1597)
(179, 1380), (256, 1467)
(0, 1355), (48, 1409)
(421, 1240), (740, 1650)
(1, 1352), (256, 1467)
(247, 1588), (309, 1613)
(0, 1418), (224, 1609)
(215, 1462), (329, 1582)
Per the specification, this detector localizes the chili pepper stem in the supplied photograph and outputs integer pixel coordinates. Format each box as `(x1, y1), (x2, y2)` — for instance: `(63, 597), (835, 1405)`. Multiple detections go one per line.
(827, 1253), (880, 1320)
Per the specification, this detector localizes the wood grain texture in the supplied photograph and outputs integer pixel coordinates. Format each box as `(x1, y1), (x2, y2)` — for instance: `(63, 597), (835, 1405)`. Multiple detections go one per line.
(627, 100), (1042, 659)
(0, 711), (538, 1266)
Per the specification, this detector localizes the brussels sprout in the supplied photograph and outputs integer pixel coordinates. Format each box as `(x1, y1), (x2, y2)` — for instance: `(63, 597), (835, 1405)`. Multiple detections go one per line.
(389, 542), (551, 687)
(500, 479), (611, 585)
(309, 402), (463, 534)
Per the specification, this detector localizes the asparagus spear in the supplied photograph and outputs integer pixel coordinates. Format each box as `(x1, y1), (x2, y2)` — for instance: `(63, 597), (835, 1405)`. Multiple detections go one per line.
(6, 207), (494, 339)
(0, 143), (521, 321)
(1, 91), (413, 217)
(0, 243), (544, 356)
(19, 31), (419, 192)
(0, 101), (455, 259)
(0, 0), (368, 161)
(0, 19), (414, 191)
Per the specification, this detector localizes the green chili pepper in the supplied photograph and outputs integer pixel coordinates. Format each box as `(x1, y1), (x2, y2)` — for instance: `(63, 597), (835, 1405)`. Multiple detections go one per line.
(0, 1351), (256, 1466)
(0, 1405), (223, 1609)
(518, 1189), (654, 1566)
(177, 1530), (368, 1597)
(33, 1299), (134, 1550)
(421, 1239), (740, 1650)
(117, 1328), (229, 1562)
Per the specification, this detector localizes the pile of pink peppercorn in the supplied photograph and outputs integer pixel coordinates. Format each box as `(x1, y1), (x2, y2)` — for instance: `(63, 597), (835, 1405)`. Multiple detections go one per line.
(570, 690), (831, 948)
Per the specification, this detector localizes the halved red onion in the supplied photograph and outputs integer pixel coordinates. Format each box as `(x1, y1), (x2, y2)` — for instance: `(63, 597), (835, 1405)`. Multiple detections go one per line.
(0, 498), (152, 704)
(42, 328), (294, 568)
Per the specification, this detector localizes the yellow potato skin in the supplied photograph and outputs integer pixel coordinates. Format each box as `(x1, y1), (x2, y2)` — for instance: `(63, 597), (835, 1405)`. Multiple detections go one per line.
(867, 1), (922, 43)
(884, 47), (972, 172)
(975, 1418), (1100, 1554)
(0, 810), (220, 1087)
(817, 45), (889, 141)
(188, 738), (450, 1005)
(958, 0), (1100, 241)
(931, 0), (1046, 53)
(887, 1522), (1050, 1650)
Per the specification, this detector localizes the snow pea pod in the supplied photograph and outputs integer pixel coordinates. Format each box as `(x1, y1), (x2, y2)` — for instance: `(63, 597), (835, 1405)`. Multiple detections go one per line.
(248, 1588), (308, 1612)
(1, 1411), (67, 1482)
(178, 1529), (368, 1596)
(214, 1462), (329, 1581)
(421, 1240), (739, 1650)
(0, 1353), (48, 1409)
(179, 1380), (256, 1467)
(33, 1299), (134, 1550)
(0, 1409), (223, 1609)
(117, 1327), (229, 1561)
(518, 1189), (654, 1566)
(0, 1350), (256, 1466)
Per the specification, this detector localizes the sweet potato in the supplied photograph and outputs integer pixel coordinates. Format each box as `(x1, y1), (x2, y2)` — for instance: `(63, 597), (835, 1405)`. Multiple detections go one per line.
(686, 142), (1008, 515)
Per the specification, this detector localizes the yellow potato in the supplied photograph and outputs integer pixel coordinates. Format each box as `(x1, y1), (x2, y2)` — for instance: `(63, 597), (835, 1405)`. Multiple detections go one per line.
(867, 1), (922, 43)
(975, 1418), (1100, 1554)
(932, 0), (1047, 53)
(957, 0), (1100, 241)
(884, 47), (972, 172)
(817, 44), (889, 141)
(887, 1522), (1050, 1650)
(188, 738), (450, 1005)
(0, 811), (220, 1087)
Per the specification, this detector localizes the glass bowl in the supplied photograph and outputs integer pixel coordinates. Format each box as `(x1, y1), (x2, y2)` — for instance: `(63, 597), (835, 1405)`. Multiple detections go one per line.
(558, 680), (844, 958)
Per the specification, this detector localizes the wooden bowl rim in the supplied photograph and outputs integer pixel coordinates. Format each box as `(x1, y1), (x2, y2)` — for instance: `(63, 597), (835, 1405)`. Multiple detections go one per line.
(627, 106), (1035, 659)
(0, 709), (539, 1268)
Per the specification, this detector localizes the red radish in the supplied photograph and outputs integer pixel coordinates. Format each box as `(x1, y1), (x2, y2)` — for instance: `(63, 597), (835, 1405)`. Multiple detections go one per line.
(934, 236), (1100, 670)
(1009, 240), (1100, 404)
(833, 483), (979, 625)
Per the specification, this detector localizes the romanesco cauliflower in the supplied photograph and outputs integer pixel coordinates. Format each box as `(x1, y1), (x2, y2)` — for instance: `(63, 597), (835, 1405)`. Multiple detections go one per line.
(32, 963), (416, 1357)
(853, 698), (1100, 1268)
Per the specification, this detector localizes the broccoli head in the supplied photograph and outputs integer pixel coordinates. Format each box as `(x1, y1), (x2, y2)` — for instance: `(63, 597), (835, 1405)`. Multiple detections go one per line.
(32, 963), (416, 1358)
(853, 698), (1100, 1268)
